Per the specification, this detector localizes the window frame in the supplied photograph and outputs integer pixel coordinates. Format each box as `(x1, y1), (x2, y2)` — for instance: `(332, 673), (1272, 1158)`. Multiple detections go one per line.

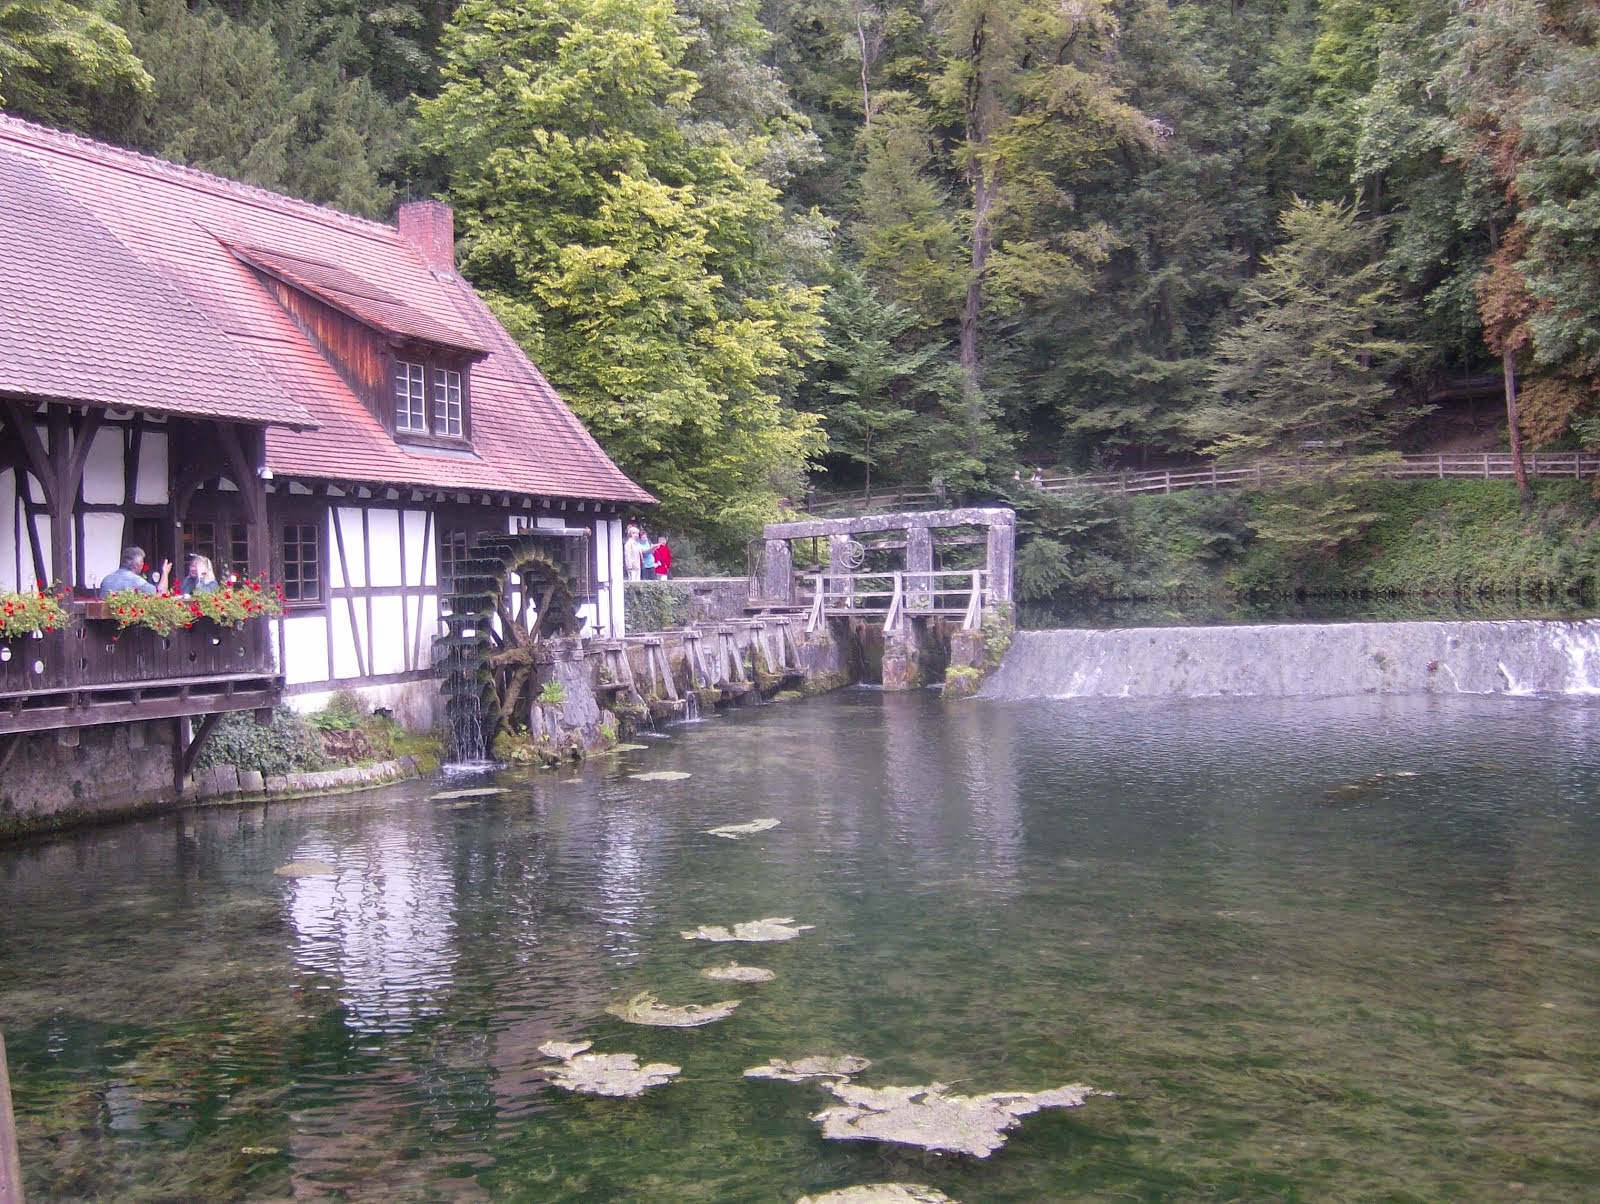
(394, 359), (427, 433)
(389, 346), (473, 449)
(273, 502), (327, 611)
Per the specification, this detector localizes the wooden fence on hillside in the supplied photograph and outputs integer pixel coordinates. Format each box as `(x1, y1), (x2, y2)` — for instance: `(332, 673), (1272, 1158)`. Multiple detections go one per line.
(808, 452), (1600, 514)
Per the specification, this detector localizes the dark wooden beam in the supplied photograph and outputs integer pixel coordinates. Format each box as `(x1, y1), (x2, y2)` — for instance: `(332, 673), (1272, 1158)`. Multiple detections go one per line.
(177, 710), (226, 788)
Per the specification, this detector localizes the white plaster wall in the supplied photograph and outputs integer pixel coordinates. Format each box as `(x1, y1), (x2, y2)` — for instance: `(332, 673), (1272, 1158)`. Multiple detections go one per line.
(331, 597), (363, 679)
(602, 518), (625, 637)
(402, 510), (435, 587)
(286, 679), (442, 729)
(330, 507), (366, 588)
(81, 513), (126, 592)
(367, 509), (401, 587)
(1, 467), (18, 593)
(370, 596), (407, 674)
(279, 613), (330, 686)
(134, 431), (168, 506)
(81, 429), (126, 505)
(413, 593), (441, 672)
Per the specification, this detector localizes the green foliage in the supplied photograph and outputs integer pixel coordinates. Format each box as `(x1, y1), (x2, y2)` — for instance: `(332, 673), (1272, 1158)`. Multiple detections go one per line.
(1200, 198), (1418, 461)
(625, 580), (693, 632)
(536, 680), (566, 706)
(194, 706), (325, 776)
(419, 0), (825, 557)
(306, 688), (366, 731)
(1017, 479), (1600, 604)
(124, 0), (406, 216)
(0, 0), (150, 132)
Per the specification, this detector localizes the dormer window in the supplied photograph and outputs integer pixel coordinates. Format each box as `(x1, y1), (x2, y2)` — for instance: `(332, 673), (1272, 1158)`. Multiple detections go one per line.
(392, 355), (471, 445)
(396, 360), (427, 432)
(433, 369), (463, 437)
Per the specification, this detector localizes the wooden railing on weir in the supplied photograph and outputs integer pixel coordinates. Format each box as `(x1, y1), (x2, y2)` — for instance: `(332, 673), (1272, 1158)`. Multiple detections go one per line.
(803, 570), (987, 634)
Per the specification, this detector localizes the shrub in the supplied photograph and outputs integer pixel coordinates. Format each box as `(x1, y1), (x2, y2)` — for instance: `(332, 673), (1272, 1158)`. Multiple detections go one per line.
(625, 580), (693, 631)
(537, 680), (567, 705)
(194, 707), (325, 776)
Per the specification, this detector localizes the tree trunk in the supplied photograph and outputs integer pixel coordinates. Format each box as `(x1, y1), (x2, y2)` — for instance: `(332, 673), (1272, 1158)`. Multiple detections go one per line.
(959, 15), (994, 452)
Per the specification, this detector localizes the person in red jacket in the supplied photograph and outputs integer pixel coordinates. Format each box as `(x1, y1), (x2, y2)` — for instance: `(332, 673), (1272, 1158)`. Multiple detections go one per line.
(652, 537), (672, 578)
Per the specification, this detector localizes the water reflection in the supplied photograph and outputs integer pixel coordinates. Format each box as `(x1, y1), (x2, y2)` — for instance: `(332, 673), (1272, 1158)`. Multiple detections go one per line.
(285, 814), (459, 1035)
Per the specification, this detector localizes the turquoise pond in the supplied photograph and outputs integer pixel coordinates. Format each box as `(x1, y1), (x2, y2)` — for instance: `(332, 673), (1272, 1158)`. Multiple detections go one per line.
(2, 689), (1598, 1200)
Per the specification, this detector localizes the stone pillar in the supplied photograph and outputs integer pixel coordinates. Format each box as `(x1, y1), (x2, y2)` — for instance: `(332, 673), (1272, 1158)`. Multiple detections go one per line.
(905, 526), (932, 610)
(761, 538), (793, 603)
(881, 627), (921, 691)
(985, 512), (1016, 605)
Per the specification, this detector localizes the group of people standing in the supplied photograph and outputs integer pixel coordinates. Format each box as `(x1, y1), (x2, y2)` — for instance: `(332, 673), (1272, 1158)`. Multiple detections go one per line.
(623, 525), (671, 581)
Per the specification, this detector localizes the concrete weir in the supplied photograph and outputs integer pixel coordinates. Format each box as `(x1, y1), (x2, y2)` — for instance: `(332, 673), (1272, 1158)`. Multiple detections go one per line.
(980, 619), (1600, 700)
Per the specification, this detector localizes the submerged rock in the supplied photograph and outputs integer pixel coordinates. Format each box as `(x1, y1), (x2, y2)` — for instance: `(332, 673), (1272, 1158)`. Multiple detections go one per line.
(537, 1040), (593, 1060)
(810, 1080), (1109, 1158)
(630, 770), (693, 782)
(605, 990), (741, 1027)
(797, 1187), (956, 1204)
(701, 962), (776, 983)
(706, 818), (781, 839)
(744, 1055), (872, 1082)
(537, 1039), (681, 1097)
(272, 860), (337, 877)
(681, 917), (815, 943)
(429, 787), (505, 801)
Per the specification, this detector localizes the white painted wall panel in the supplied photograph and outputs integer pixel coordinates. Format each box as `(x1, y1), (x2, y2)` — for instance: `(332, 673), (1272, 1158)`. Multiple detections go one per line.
(82, 513), (125, 592)
(279, 614), (330, 686)
(331, 598), (363, 679)
(535, 516), (566, 531)
(0, 468), (17, 593)
(81, 430), (126, 505)
(134, 432), (168, 505)
(402, 510), (434, 587)
(367, 509), (401, 587)
(415, 594), (440, 669)
(331, 508), (366, 588)
(370, 597), (407, 674)
(604, 519), (626, 637)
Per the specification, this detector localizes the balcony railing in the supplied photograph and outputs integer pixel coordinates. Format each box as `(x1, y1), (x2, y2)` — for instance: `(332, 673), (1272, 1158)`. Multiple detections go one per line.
(0, 605), (280, 734)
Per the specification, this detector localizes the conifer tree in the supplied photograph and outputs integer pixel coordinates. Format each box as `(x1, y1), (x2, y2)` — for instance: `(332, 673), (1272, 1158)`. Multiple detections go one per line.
(1201, 198), (1414, 462)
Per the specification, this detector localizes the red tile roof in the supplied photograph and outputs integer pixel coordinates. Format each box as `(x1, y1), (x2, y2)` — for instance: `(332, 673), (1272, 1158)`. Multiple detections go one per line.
(0, 116), (653, 505)
(0, 147), (313, 427)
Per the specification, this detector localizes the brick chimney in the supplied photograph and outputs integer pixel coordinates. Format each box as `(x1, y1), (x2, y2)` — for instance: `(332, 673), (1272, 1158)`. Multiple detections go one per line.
(397, 200), (456, 273)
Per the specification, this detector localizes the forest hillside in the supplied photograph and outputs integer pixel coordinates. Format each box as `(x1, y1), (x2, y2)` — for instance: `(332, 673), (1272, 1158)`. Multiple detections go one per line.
(3, 0), (1597, 575)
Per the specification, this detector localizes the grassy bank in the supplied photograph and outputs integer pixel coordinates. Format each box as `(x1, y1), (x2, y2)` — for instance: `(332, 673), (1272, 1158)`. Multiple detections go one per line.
(1016, 479), (1600, 606)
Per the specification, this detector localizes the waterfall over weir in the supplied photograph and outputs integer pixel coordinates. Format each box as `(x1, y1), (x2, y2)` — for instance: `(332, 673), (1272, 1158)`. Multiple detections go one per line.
(980, 619), (1600, 700)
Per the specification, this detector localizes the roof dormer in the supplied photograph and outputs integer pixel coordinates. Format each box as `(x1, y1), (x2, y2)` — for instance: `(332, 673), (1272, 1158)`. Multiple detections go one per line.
(229, 240), (487, 451)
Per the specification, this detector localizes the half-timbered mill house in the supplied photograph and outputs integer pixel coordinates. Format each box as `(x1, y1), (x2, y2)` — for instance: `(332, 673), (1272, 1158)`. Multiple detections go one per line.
(0, 115), (651, 820)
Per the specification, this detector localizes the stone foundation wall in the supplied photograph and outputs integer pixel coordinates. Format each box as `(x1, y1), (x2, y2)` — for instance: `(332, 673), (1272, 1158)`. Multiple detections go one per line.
(0, 721), (179, 837)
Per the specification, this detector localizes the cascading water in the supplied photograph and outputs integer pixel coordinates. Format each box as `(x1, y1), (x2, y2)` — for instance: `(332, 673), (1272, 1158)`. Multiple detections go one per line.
(979, 619), (1600, 700)
(440, 613), (491, 765)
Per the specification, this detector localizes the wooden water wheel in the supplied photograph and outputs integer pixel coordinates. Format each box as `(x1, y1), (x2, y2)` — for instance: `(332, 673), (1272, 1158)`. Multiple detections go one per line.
(481, 546), (581, 733)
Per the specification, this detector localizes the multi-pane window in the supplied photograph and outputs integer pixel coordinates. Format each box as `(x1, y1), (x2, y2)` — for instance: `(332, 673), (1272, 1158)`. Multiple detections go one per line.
(183, 520), (250, 575)
(395, 360), (426, 432)
(281, 521), (321, 603)
(438, 528), (470, 594)
(433, 369), (463, 437)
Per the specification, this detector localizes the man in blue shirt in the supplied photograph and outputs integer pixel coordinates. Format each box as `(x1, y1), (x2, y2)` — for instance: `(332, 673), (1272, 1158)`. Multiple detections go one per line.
(100, 546), (170, 595)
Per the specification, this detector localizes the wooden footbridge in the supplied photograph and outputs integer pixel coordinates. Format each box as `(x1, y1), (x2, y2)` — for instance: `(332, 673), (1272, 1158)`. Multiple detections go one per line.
(753, 507), (1015, 635)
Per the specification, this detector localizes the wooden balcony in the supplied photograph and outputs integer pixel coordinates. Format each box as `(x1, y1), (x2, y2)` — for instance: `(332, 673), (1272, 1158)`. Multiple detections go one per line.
(0, 606), (280, 735)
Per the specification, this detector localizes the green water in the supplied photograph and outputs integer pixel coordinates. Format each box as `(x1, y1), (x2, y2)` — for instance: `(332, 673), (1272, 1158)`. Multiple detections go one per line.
(3, 691), (1599, 1201)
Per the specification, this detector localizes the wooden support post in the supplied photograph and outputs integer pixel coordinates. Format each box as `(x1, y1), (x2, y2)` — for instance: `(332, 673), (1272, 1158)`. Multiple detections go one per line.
(1, 1028), (23, 1204)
